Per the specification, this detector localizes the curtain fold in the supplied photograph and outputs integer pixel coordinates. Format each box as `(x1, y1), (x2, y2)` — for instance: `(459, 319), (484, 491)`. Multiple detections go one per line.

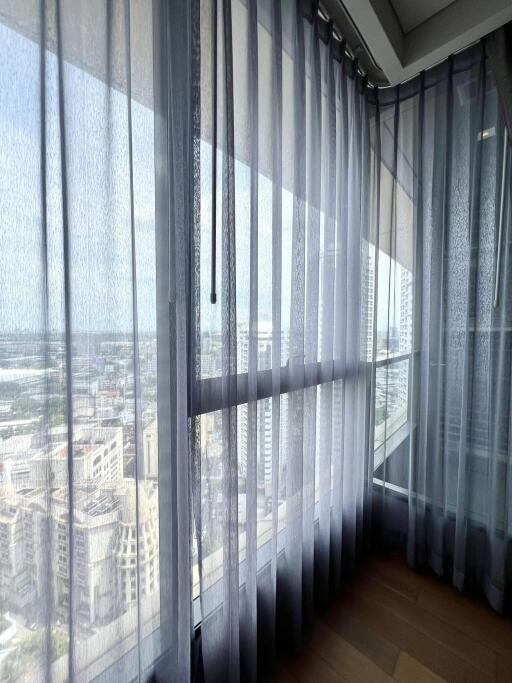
(153, 0), (198, 679)
(190, 0), (372, 679)
(370, 41), (512, 613)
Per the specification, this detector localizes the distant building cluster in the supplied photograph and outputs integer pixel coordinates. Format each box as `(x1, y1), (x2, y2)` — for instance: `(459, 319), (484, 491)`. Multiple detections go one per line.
(0, 333), (160, 680)
(0, 424), (158, 629)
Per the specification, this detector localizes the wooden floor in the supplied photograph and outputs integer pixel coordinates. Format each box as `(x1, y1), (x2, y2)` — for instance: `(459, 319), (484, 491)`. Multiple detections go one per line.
(272, 551), (512, 683)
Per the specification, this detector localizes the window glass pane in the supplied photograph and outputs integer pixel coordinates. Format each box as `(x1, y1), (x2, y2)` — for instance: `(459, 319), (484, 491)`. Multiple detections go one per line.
(195, 377), (348, 618)
(198, 142), (295, 379)
(193, 395), (287, 602)
(373, 359), (410, 491)
(375, 251), (413, 359)
(0, 16), (159, 680)
(374, 359), (409, 449)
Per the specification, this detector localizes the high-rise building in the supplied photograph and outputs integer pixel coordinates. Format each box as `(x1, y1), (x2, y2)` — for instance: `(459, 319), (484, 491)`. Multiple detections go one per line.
(363, 249), (376, 361)
(399, 267), (413, 354)
(237, 324), (289, 499)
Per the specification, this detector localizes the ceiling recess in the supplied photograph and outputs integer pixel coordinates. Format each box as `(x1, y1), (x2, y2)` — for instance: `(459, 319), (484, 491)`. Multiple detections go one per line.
(322, 0), (512, 86)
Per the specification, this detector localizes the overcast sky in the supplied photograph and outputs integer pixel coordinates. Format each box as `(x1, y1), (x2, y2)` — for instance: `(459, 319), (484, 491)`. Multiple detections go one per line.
(0, 21), (403, 339)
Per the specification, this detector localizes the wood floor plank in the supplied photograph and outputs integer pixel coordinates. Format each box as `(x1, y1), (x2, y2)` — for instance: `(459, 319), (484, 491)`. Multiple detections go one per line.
(273, 668), (298, 683)
(285, 648), (350, 683)
(496, 652), (512, 683)
(364, 554), (422, 602)
(273, 553), (510, 683)
(336, 585), (493, 683)
(355, 571), (496, 675)
(323, 603), (400, 674)
(308, 620), (395, 683)
(393, 651), (447, 683)
(417, 577), (512, 658)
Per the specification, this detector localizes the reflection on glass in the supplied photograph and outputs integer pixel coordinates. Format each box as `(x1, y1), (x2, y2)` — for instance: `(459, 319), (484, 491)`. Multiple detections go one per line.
(374, 359), (409, 450)
(375, 251), (413, 360)
(194, 377), (349, 612)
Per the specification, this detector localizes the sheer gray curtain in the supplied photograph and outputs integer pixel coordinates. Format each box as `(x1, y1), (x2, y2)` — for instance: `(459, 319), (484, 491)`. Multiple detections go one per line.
(487, 21), (512, 140)
(370, 42), (512, 613)
(177, 0), (373, 679)
(0, 0), (185, 681)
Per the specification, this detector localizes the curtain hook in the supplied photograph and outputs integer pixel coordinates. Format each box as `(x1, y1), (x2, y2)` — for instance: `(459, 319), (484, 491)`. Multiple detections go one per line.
(339, 37), (347, 64)
(327, 19), (335, 54)
(311, 0), (320, 22)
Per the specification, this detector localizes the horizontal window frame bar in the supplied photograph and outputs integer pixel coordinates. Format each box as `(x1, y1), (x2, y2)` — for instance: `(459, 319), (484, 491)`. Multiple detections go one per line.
(374, 351), (413, 368)
(372, 473), (509, 535)
(190, 358), (368, 417)
(191, 351), (416, 417)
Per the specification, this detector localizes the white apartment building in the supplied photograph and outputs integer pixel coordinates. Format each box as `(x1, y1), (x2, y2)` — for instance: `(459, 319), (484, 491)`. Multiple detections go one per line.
(30, 427), (123, 487)
(0, 479), (160, 629)
(399, 267), (413, 354)
(115, 481), (159, 607)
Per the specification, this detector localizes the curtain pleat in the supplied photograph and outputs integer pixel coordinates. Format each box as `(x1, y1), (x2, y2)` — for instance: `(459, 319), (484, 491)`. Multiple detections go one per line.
(240, 0), (259, 679)
(158, 0), (195, 679)
(317, 31), (337, 602)
(302, 15), (322, 628)
(39, 2), (56, 679)
(268, 0), (283, 665)
(284, 0), (307, 650)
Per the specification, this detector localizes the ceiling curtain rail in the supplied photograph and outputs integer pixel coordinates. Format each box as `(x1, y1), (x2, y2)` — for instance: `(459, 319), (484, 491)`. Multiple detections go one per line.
(299, 0), (369, 89)
(369, 39), (487, 106)
(299, 0), (484, 98)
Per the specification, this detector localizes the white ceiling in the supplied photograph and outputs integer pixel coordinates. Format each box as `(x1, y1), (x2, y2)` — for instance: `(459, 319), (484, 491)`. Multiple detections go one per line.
(337, 0), (512, 85)
(389, 0), (456, 34)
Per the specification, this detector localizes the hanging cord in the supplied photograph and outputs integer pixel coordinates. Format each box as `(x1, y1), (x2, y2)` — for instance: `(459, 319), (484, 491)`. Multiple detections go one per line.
(211, 0), (218, 304)
(493, 126), (508, 309)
